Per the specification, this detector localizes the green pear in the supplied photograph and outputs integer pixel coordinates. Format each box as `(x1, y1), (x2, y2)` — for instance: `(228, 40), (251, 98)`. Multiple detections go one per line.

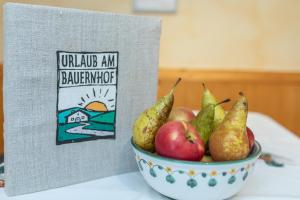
(209, 93), (250, 161)
(133, 78), (181, 152)
(192, 99), (230, 144)
(202, 84), (226, 129)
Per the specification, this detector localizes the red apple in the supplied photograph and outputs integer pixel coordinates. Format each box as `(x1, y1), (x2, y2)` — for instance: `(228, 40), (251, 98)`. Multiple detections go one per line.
(155, 121), (205, 161)
(168, 107), (196, 123)
(246, 127), (255, 150)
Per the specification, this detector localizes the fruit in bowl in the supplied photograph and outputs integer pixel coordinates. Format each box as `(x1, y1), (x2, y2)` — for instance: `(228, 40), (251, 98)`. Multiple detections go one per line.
(155, 121), (205, 161)
(132, 79), (261, 200)
(168, 107), (196, 122)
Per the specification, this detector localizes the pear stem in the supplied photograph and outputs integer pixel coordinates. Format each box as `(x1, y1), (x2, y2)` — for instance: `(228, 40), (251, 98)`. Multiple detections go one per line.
(202, 82), (206, 89)
(170, 78), (182, 94)
(239, 92), (244, 96)
(216, 98), (231, 106)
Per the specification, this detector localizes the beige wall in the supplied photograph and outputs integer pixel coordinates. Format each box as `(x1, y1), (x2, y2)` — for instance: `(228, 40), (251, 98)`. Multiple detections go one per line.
(1, 0), (300, 71)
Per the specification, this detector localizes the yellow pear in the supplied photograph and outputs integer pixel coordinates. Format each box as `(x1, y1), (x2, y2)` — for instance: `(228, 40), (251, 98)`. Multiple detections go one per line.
(133, 78), (181, 152)
(209, 93), (250, 161)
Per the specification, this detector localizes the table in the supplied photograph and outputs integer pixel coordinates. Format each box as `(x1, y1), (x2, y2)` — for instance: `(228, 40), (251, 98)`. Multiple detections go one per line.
(1, 112), (300, 200)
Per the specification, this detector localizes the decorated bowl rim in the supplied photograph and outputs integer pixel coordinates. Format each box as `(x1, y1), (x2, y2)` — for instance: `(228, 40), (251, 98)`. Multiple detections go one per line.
(131, 137), (262, 166)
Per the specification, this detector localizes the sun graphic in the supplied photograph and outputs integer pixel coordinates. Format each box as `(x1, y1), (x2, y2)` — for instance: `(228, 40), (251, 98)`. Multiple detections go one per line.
(85, 101), (108, 112)
(77, 88), (115, 111)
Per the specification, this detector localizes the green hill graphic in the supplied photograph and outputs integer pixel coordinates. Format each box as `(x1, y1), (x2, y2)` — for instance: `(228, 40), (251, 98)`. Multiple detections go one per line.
(57, 108), (116, 143)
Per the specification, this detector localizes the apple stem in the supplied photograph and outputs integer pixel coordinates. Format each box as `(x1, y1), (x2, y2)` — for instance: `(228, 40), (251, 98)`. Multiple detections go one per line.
(187, 137), (195, 144)
(186, 133), (195, 144)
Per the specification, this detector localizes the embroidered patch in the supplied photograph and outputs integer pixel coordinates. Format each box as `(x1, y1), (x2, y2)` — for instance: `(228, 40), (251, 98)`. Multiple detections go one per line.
(56, 51), (119, 145)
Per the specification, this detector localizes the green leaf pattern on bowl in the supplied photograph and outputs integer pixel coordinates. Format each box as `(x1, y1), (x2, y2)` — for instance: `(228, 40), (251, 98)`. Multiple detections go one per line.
(136, 157), (254, 188)
(187, 178), (198, 188)
(149, 168), (157, 177)
(208, 178), (217, 187)
(228, 176), (236, 184)
(166, 174), (176, 184)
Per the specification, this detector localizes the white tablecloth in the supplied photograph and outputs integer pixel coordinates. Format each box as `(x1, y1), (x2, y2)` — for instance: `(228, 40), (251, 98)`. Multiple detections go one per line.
(1, 112), (300, 200)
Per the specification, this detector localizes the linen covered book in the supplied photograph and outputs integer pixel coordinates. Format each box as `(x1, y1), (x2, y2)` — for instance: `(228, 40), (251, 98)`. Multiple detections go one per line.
(3, 3), (161, 196)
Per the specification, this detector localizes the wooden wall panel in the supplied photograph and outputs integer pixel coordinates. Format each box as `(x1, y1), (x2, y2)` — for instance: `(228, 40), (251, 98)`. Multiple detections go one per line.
(158, 69), (300, 137)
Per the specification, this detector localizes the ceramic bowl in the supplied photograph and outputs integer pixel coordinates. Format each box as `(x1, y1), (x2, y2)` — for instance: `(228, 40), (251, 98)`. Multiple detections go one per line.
(131, 138), (262, 200)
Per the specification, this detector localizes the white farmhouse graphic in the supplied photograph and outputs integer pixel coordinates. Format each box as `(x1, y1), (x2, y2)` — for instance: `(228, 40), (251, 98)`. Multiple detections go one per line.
(67, 110), (89, 123)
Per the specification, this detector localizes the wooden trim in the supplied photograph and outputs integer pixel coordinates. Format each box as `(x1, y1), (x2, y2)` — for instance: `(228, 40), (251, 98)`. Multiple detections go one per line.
(159, 69), (300, 84)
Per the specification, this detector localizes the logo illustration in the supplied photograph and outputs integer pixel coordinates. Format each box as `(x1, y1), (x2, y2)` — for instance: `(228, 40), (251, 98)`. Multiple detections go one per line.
(56, 51), (118, 145)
